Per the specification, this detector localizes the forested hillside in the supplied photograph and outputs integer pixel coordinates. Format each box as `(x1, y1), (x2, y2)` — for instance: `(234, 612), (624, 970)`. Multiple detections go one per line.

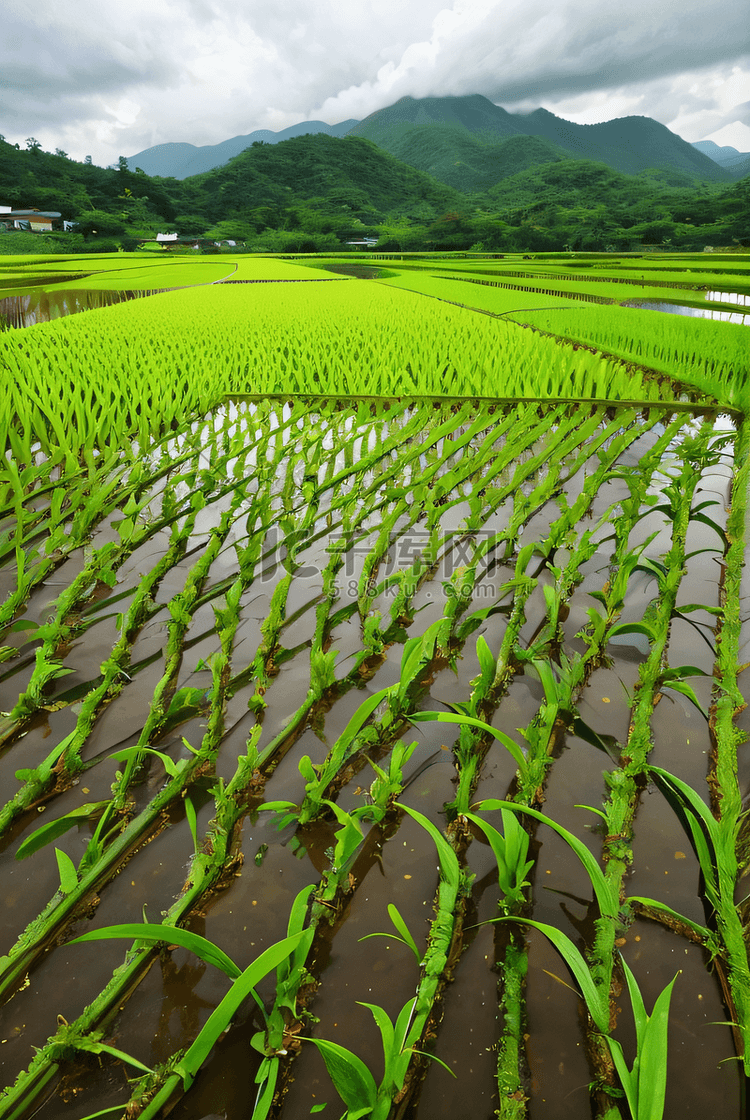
(0, 129), (747, 254)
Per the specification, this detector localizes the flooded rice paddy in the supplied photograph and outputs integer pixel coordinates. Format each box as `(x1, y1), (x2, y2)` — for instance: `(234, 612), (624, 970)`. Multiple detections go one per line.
(0, 397), (746, 1119)
(0, 287), (164, 329)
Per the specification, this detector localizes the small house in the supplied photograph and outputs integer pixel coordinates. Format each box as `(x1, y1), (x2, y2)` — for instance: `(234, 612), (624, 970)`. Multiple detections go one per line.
(0, 208), (63, 232)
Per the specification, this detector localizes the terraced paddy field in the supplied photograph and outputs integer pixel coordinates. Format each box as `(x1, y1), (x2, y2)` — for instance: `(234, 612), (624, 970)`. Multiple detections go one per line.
(0, 251), (749, 1120)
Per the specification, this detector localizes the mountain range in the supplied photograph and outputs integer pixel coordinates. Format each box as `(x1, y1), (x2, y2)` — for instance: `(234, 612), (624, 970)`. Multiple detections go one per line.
(126, 119), (357, 179)
(692, 139), (750, 178)
(126, 94), (748, 187)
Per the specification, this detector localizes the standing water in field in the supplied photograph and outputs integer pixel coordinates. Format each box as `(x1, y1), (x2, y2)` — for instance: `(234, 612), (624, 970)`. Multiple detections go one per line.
(621, 298), (750, 324)
(0, 287), (164, 328)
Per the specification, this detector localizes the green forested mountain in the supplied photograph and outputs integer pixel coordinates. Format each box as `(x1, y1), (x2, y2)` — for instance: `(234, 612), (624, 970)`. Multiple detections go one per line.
(351, 95), (733, 185)
(381, 128), (565, 193)
(347, 94), (521, 146)
(126, 120), (359, 179)
(0, 125), (747, 255)
(181, 134), (459, 216)
(507, 109), (732, 180)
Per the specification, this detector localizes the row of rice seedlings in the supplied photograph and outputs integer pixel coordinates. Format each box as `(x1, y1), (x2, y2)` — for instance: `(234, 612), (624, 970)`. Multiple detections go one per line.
(0, 503), (247, 1004)
(629, 417), (750, 1074)
(81, 510), (318, 1120)
(508, 302), (749, 412)
(705, 416), (750, 1069)
(0, 403), (286, 755)
(445, 408), (662, 818)
(1, 279), (668, 411)
(457, 414), (700, 1117)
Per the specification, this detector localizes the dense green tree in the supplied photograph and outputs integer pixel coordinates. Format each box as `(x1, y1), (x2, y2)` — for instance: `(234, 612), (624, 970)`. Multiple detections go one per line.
(74, 209), (127, 240)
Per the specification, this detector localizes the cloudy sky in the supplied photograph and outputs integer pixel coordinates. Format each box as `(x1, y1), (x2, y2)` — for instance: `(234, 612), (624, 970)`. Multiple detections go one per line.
(2, 0), (749, 166)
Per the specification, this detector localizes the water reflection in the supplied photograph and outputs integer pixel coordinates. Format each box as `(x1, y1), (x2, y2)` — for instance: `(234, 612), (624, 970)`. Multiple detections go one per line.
(0, 286), (165, 328)
(622, 298), (749, 325)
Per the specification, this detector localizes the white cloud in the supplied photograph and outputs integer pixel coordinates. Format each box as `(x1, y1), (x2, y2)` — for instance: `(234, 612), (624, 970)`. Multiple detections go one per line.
(702, 121), (750, 151)
(1, 0), (748, 164)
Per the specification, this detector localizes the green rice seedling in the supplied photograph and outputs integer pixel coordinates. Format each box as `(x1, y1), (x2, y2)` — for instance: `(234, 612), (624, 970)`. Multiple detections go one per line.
(359, 902), (423, 965)
(307, 996), (455, 1120)
(603, 957), (680, 1120)
(322, 800), (370, 877)
(290, 684), (394, 826)
(362, 738), (418, 817)
(499, 912), (677, 1119)
(638, 765), (750, 1069)
(70, 924), (305, 1118)
(464, 809), (534, 914)
(108, 498), (245, 811)
(474, 798), (620, 938)
(410, 708), (528, 784)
